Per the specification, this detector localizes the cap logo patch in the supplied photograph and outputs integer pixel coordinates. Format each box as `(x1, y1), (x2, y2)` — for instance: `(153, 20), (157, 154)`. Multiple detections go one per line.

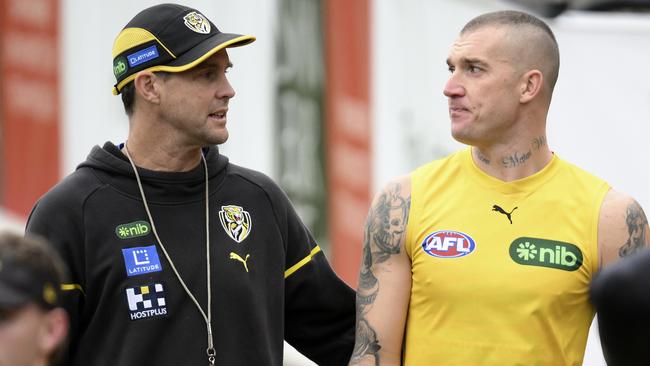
(113, 57), (127, 78)
(219, 205), (252, 243)
(127, 45), (159, 67)
(122, 245), (163, 277)
(183, 11), (211, 34)
(126, 283), (167, 320)
(43, 283), (57, 305)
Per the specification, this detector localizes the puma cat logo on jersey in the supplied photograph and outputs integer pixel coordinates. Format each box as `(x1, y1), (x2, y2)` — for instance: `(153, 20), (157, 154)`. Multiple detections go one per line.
(229, 252), (250, 272)
(492, 204), (518, 224)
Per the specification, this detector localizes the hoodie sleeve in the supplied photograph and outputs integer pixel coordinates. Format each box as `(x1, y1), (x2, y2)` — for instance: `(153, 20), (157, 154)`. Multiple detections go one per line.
(265, 182), (356, 366)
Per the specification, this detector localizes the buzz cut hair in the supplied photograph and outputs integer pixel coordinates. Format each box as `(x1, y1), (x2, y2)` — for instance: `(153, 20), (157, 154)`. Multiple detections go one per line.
(461, 10), (557, 43)
(461, 10), (560, 93)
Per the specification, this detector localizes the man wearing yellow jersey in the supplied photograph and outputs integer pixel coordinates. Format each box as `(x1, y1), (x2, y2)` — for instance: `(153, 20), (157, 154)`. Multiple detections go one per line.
(349, 10), (650, 366)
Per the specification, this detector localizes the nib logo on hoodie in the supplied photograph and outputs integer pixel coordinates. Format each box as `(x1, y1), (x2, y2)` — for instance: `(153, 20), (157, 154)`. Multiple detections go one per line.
(115, 221), (151, 239)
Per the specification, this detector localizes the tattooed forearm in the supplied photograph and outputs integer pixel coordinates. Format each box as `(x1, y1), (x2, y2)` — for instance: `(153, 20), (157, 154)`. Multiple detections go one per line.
(350, 183), (411, 365)
(357, 242), (378, 308)
(502, 150), (532, 168)
(619, 201), (649, 257)
(351, 221), (382, 364)
(350, 319), (381, 366)
(351, 283), (381, 366)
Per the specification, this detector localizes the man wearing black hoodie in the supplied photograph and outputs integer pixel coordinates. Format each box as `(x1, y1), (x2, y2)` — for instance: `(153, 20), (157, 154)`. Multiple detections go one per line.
(26, 4), (355, 366)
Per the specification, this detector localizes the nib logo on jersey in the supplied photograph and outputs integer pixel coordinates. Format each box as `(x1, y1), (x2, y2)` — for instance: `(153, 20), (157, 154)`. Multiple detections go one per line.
(509, 237), (583, 271)
(126, 283), (167, 321)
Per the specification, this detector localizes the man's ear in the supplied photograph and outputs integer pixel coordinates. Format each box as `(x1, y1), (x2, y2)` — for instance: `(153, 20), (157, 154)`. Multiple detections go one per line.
(39, 308), (69, 355)
(519, 69), (543, 104)
(133, 71), (164, 104)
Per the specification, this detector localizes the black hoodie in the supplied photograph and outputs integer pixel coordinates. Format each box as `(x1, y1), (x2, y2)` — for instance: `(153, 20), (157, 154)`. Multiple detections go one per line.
(27, 142), (355, 366)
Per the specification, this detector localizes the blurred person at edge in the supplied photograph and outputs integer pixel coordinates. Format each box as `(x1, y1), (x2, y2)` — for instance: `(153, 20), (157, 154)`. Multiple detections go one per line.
(348, 10), (649, 366)
(591, 248), (650, 365)
(26, 3), (354, 366)
(0, 231), (69, 366)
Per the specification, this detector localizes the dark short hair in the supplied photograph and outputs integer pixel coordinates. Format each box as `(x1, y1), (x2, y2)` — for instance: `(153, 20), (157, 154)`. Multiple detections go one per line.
(462, 10), (557, 43)
(121, 82), (136, 116)
(461, 10), (560, 91)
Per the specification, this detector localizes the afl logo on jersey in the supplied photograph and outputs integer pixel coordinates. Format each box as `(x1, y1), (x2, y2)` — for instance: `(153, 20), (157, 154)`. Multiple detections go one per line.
(421, 230), (476, 258)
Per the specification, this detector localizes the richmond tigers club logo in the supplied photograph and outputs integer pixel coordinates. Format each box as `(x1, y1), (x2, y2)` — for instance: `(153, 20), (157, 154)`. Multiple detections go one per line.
(219, 205), (252, 243)
(183, 11), (211, 34)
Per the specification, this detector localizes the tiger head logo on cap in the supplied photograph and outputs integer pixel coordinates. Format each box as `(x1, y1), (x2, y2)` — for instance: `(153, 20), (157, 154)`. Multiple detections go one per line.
(183, 11), (211, 34)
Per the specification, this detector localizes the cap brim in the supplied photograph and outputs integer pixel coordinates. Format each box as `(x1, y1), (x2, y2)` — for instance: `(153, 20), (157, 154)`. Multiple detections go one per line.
(112, 33), (255, 95)
(167, 32), (255, 69)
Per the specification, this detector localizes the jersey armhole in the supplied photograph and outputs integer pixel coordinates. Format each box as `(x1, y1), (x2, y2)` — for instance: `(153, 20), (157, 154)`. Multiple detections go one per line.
(591, 183), (612, 274)
(404, 171), (418, 260)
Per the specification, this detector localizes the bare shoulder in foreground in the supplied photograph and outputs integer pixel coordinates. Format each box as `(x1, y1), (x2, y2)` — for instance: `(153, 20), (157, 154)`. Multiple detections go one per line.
(591, 191), (649, 366)
(598, 189), (649, 267)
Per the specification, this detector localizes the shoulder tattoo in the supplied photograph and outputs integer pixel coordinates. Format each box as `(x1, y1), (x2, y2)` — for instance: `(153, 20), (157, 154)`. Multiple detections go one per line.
(618, 200), (649, 258)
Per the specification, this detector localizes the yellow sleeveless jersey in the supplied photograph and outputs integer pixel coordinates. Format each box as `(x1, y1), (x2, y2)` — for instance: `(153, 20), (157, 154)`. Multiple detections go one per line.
(404, 148), (610, 366)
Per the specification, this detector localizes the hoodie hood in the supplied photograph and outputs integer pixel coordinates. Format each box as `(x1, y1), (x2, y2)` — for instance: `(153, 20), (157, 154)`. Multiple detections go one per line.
(77, 142), (230, 204)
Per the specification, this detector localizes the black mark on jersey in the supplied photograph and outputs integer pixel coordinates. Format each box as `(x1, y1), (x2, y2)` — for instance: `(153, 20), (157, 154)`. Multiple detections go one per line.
(492, 205), (518, 224)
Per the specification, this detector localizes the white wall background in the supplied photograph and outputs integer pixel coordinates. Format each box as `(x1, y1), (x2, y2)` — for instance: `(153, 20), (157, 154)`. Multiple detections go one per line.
(550, 12), (650, 212)
(373, 0), (650, 365)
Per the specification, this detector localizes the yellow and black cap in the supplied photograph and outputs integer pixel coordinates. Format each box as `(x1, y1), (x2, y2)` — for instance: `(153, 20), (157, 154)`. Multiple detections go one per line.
(0, 253), (61, 310)
(112, 3), (255, 95)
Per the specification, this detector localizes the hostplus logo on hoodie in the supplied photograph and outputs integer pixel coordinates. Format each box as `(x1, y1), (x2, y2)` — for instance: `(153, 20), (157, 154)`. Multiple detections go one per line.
(126, 283), (167, 320)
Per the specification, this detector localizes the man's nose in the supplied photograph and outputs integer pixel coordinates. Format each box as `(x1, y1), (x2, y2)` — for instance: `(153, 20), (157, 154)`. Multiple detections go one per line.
(443, 73), (464, 98)
(218, 76), (236, 99)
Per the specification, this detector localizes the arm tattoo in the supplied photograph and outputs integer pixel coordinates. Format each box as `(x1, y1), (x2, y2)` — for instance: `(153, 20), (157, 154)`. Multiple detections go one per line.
(351, 318), (381, 366)
(618, 201), (649, 257)
(351, 230), (381, 365)
(369, 184), (410, 263)
(350, 183), (410, 365)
